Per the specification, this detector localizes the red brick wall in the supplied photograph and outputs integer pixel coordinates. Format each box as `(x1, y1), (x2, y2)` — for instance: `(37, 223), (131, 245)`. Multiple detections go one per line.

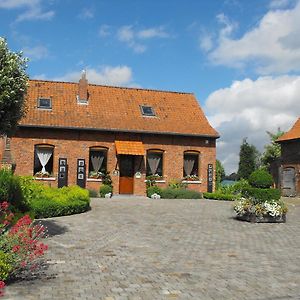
(11, 128), (216, 196)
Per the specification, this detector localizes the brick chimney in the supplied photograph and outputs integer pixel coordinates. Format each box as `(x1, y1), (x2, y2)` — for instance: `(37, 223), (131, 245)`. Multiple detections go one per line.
(78, 70), (88, 103)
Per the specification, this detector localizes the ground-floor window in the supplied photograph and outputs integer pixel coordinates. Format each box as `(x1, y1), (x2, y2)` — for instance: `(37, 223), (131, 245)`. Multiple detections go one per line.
(183, 151), (199, 180)
(146, 150), (163, 177)
(34, 145), (54, 176)
(88, 147), (107, 178)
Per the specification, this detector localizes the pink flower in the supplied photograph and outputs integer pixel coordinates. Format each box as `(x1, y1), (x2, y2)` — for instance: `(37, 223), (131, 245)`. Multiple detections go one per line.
(0, 281), (5, 289)
(12, 245), (21, 253)
(0, 202), (9, 210)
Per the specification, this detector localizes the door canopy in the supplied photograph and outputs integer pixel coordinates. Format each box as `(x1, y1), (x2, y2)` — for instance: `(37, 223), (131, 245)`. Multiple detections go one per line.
(115, 141), (145, 156)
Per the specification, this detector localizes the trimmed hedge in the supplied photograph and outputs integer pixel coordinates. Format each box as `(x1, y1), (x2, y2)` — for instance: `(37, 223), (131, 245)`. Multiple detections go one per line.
(248, 169), (273, 188)
(203, 192), (236, 201)
(29, 185), (90, 218)
(147, 187), (202, 199)
(241, 187), (281, 203)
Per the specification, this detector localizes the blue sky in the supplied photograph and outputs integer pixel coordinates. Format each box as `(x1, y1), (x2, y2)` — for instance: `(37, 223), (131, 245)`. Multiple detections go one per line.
(1, 0), (300, 173)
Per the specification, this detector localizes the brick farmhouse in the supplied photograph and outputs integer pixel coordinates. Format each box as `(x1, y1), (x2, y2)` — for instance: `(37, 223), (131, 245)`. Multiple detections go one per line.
(0, 73), (219, 196)
(276, 118), (300, 196)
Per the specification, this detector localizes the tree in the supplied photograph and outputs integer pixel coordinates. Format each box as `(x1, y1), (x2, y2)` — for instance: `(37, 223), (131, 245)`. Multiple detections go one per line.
(261, 129), (285, 169)
(237, 138), (259, 180)
(216, 159), (225, 189)
(0, 37), (28, 136)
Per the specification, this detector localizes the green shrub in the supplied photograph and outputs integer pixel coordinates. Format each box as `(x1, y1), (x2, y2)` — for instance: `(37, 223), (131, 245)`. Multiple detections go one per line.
(203, 192), (236, 201)
(168, 179), (187, 189)
(241, 187), (281, 203)
(29, 186), (90, 218)
(146, 186), (162, 198)
(248, 169), (273, 188)
(0, 250), (13, 281)
(160, 188), (202, 199)
(218, 179), (250, 195)
(0, 170), (27, 212)
(87, 188), (98, 197)
(99, 184), (113, 198)
(102, 172), (113, 187)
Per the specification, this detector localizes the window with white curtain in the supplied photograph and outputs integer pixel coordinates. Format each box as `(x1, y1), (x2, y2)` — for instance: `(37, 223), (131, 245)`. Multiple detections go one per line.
(183, 152), (199, 178)
(146, 150), (163, 177)
(34, 145), (54, 175)
(88, 148), (107, 178)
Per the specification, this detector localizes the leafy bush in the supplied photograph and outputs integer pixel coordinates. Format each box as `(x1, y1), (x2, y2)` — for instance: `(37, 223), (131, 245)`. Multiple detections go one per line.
(99, 184), (113, 198)
(248, 169), (273, 188)
(168, 179), (187, 189)
(241, 187), (281, 203)
(102, 172), (113, 187)
(87, 188), (98, 197)
(146, 186), (162, 198)
(0, 251), (12, 281)
(218, 179), (250, 195)
(203, 192), (237, 201)
(0, 169), (26, 211)
(29, 186), (90, 218)
(160, 188), (202, 199)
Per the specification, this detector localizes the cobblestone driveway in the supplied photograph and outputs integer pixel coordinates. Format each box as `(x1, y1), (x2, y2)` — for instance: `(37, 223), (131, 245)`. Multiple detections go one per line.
(4, 197), (300, 300)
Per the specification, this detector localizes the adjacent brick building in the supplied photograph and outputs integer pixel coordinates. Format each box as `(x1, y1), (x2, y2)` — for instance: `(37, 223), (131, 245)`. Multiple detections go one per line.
(276, 118), (300, 196)
(1, 73), (219, 195)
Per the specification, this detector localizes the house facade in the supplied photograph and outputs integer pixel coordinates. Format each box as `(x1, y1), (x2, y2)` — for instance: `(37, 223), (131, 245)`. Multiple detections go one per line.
(276, 118), (300, 197)
(1, 74), (219, 196)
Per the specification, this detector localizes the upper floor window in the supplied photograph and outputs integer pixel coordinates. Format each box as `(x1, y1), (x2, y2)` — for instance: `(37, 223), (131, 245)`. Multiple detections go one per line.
(37, 98), (52, 109)
(140, 105), (155, 117)
(183, 151), (199, 180)
(34, 145), (54, 177)
(146, 150), (163, 177)
(88, 147), (108, 178)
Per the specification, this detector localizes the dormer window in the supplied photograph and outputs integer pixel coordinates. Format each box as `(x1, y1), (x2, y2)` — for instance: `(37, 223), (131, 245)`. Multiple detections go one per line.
(37, 98), (52, 109)
(140, 105), (155, 116)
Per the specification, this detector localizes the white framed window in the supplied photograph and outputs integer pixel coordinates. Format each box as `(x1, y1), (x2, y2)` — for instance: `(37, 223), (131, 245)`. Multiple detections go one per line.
(34, 145), (54, 176)
(146, 150), (163, 177)
(88, 147), (108, 178)
(183, 151), (199, 179)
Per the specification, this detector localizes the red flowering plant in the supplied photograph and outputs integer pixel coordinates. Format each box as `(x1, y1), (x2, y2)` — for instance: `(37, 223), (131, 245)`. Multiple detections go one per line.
(0, 201), (48, 296)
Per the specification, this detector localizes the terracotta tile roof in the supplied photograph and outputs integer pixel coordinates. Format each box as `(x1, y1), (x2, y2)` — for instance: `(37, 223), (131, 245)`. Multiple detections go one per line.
(20, 79), (219, 138)
(115, 141), (145, 155)
(277, 118), (300, 142)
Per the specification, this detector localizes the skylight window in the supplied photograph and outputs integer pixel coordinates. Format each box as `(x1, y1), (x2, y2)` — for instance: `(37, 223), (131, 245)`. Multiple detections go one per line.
(37, 98), (52, 109)
(140, 105), (155, 116)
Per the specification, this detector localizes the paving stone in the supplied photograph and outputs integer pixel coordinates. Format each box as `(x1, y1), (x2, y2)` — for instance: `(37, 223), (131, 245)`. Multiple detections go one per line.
(3, 197), (300, 299)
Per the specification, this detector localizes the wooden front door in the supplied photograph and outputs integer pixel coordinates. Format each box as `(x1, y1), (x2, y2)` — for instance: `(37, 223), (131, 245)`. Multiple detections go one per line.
(282, 167), (296, 197)
(119, 155), (134, 194)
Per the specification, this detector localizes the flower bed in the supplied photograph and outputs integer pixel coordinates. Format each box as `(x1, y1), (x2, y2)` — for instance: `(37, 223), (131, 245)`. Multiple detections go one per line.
(0, 201), (48, 296)
(233, 198), (287, 223)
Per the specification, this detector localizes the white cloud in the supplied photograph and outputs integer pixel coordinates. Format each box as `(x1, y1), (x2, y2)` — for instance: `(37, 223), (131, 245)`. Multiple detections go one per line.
(199, 32), (213, 52)
(22, 45), (48, 60)
(137, 26), (169, 39)
(204, 75), (300, 173)
(115, 25), (170, 53)
(208, 1), (300, 74)
(78, 8), (94, 20)
(98, 24), (111, 37)
(51, 65), (138, 87)
(0, 0), (54, 22)
(269, 0), (292, 8)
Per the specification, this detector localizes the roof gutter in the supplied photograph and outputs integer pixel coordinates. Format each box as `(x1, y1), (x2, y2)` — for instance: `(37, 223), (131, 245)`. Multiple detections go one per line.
(18, 124), (220, 139)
